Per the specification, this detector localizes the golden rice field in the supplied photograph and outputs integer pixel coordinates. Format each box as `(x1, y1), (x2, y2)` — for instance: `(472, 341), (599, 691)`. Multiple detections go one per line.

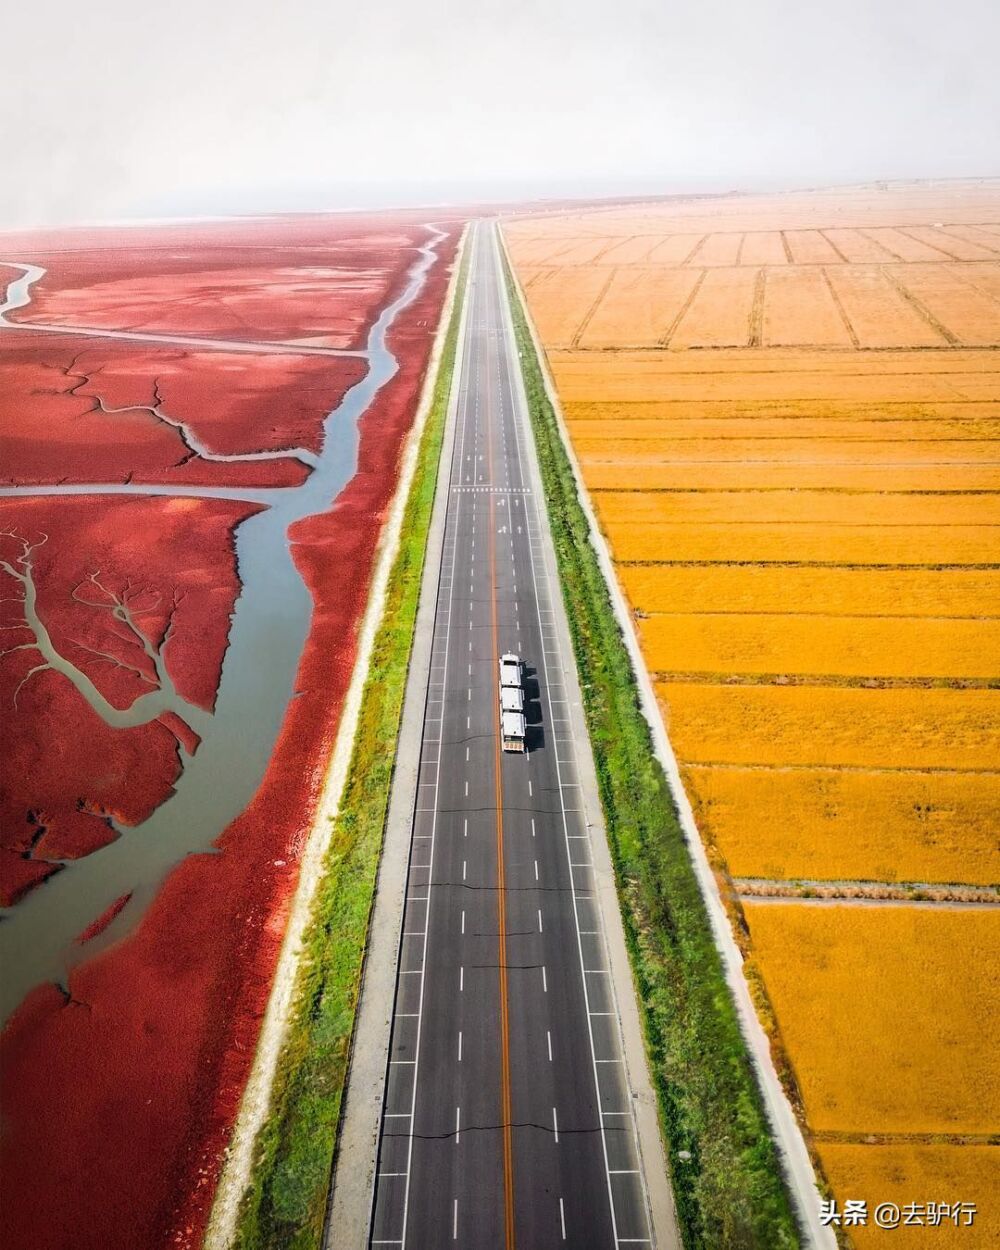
(505, 180), (1000, 1243)
(660, 684), (998, 770)
(742, 904), (1000, 1134)
(620, 564), (1000, 618)
(683, 767), (999, 884)
(641, 614), (999, 680)
(818, 1145), (999, 1248)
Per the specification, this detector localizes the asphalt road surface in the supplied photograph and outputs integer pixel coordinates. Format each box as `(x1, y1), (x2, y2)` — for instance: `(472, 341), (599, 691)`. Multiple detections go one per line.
(369, 224), (655, 1249)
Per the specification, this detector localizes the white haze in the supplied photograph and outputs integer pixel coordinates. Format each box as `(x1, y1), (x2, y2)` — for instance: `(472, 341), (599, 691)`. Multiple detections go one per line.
(2, 0), (998, 227)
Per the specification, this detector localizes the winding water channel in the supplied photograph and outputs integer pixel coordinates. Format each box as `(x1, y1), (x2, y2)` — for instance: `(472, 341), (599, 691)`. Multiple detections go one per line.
(0, 228), (446, 1021)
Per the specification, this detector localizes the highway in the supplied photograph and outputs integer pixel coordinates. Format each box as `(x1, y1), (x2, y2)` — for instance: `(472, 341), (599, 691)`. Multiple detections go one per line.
(369, 223), (656, 1250)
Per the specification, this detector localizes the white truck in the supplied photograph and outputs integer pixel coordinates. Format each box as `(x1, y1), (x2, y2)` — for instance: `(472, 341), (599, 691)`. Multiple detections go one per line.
(499, 652), (526, 752)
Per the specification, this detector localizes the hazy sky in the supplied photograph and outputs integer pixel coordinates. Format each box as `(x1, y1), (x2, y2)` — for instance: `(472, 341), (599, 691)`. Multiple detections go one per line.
(3, 0), (998, 226)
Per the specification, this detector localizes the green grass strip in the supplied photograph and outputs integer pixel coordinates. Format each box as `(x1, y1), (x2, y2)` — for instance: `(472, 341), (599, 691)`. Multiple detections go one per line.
(233, 245), (468, 1250)
(501, 248), (801, 1250)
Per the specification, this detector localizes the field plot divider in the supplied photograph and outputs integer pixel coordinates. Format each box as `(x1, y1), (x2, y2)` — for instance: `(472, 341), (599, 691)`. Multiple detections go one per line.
(496, 224), (837, 1250)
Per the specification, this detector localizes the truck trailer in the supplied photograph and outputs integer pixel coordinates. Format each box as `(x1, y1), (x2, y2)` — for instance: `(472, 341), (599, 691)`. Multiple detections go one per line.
(499, 652), (526, 752)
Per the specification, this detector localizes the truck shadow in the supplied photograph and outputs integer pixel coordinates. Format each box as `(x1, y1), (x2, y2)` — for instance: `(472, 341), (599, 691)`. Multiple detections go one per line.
(522, 665), (546, 750)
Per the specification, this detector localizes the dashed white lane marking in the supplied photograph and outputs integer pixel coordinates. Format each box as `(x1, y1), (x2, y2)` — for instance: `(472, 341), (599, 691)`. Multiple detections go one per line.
(452, 1198), (458, 1240)
(455, 1106), (461, 1146)
(462, 860), (467, 881)
(458, 1031), (463, 1061)
(461, 909), (465, 934)
(553, 1106), (560, 1144)
(464, 780), (469, 796)
(534, 859), (539, 881)
(560, 1197), (567, 1240)
(542, 965), (548, 993)
(531, 817), (536, 837)
(547, 1030), (553, 1061)
(538, 908), (544, 933)
(528, 779), (533, 797)
(463, 817), (468, 837)
(459, 965), (464, 992)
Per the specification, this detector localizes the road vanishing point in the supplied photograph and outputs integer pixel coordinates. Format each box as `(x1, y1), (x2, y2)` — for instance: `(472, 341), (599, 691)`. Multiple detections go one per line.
(367, 224), (661, 1249)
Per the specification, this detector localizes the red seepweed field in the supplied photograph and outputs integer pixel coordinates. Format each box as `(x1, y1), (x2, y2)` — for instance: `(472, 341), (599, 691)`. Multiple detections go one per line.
(0, 212), (459, 1250)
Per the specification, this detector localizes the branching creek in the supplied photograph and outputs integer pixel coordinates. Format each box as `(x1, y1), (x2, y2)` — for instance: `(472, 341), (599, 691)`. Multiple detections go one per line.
(0, 227), (446, 1022)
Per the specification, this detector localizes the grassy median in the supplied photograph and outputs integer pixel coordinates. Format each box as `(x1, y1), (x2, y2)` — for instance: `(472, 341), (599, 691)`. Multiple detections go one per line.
(501, 248), (801, 1250)
(233, 246), (467, 1250)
